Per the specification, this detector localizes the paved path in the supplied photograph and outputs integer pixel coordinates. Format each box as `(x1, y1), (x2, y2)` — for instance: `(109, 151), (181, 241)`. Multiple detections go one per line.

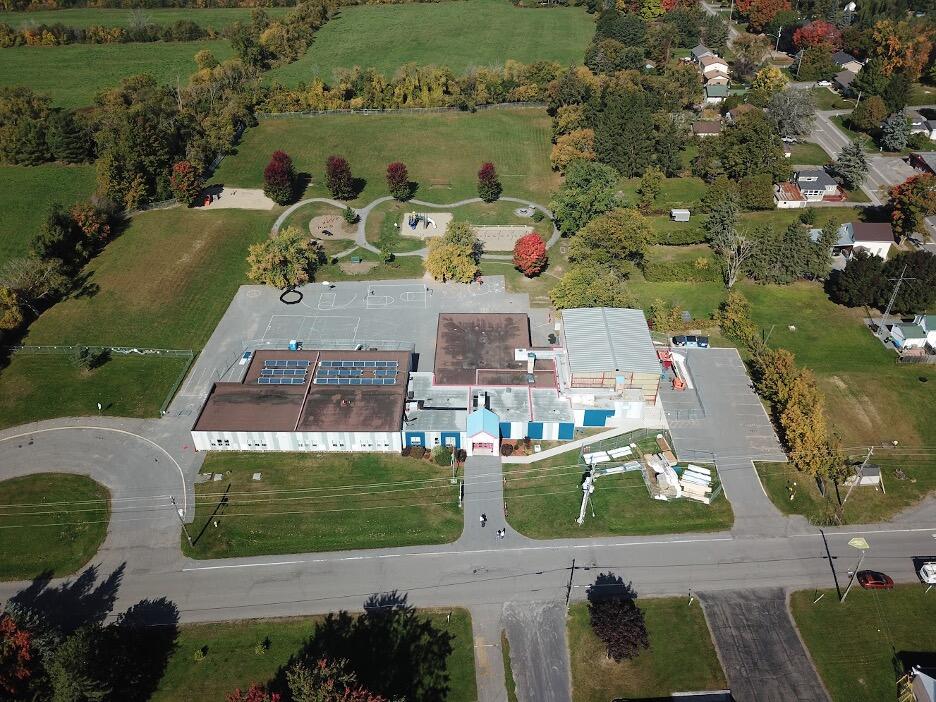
(700, 589), (829, 701)
(503, 601), (571, 702)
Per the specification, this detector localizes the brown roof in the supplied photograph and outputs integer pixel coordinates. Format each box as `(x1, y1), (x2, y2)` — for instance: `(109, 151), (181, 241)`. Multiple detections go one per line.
(192, 349), (411, 433)
(693, 121), (722, 134)
(700, 55), (727, 67)
(433, 313), (555, 387)
(851, 222), (895, 243)
(775, 182), (805, 202)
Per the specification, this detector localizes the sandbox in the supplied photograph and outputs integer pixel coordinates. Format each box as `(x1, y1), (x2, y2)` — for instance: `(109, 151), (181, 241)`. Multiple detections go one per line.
(309, 214), (357, 241)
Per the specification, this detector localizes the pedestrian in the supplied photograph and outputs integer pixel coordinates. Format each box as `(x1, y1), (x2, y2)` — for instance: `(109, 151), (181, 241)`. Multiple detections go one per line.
(480, 513), (487, 527)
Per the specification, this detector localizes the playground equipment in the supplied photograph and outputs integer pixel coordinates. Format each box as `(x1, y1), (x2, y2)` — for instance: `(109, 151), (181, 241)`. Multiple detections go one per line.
(407, 212), (437, 230)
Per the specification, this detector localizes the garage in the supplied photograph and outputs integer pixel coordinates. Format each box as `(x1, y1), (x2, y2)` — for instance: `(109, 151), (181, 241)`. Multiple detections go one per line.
(467, 407), (500, 457)
(471, 442), (494, 455)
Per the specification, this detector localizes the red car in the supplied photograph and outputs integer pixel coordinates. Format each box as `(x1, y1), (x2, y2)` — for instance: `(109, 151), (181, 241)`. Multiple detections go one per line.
(857, 570), (894, 589)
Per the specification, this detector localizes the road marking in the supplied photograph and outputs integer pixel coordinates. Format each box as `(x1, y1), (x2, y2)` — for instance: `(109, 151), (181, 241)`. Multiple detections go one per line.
(791, 527), (936, 538)
(0, 426), (189, 513)
(183, 560), (303, 571)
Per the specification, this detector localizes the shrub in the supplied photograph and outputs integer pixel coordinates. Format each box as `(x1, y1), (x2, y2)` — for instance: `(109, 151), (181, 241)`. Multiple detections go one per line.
(513, 233), (549, 277)
(343, 206), (358, 225)
(263, 151), (296, 206)
(640, 255), (721, 282)
(531, 209), (546, 223)
(500, 443), (514, 456)
(477, 162), (502, 202)
(169, 160), (204, 207)
(401, 446), (412, 457)
(587, 584), (649, 662)
(652, 225), (706, 245)
(409, 445), (426, 459)
(455, 448), (467, 463)
(432, 445), (453, 466)
(325, 155), (354, 200)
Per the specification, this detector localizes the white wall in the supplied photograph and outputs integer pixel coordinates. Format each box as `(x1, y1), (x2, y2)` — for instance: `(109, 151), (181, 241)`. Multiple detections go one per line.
(192, 430), (402, 453)
(854, 242), (891, 259)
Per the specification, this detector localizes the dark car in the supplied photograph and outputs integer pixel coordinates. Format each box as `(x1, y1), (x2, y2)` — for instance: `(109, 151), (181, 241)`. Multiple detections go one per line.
(672, 335), (710, 349)
(857, 570), (894, 589)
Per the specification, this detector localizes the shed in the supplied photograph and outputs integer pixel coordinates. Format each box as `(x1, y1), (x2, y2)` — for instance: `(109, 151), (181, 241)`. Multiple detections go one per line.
(671, 209), (691, 222)
(844, 463), (883, 487)
(466, 407), (499, 457)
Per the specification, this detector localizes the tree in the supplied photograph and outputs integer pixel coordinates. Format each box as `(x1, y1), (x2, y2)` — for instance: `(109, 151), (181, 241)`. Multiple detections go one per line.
(30, 203), (86, 267)
(831, 141), (868, 190)
(570, 208), (654, 271)
(882, 71), (911, 112)
(879, 111), (910, 152)
(247, 226), (322, 288)
(848, 95), (887, 132)
(194, 48), (219, 70)
(550, 129), (595, 172)
(442, 220), (483, 261)
(47, 626), (110, 702)
(889, 174), (936, 238)
(745, 223), (813, 284)
(827, 249), (885, 307)
(70, 201), (112, 245)
(593, 88), (653, 177)
(549, 265), (636, 309)
(169, 160), (203, 207)
(705, 194), (752, 288)
(636, 166), (663, 214)
(587, 585), (649, 662)
(793, 20), (842, 50)
(477, 162), (502, 202)
(746, 0), (791, 33)
(0, 257), (69, 315)
(385, 161), (411, 201)
(780, 369), (839, 477)
(796, 46), (838, 82)
(732, 33), (771, 82)
(881, 250), (936, 313)
(425, 240), (478, 283)
(549, 160), (619, 234)
(749, 66), (789, 106)
(512, 233), (548, 277)
(227, 683), (281, 702)
(46, 110), (89, 164)
(870, 19), (934, 79)
(325, 155), (355, 200)
(717, 289), (758, 347)
(13, 119), (49, 166)
(738, 174), (775, 211)
(263, 151), (297, 206)
(0, 286), (24, 332)
(716, 112), (790, 183)
(640, 0), (663, 20)
(704, 183), (741, 239)
(850, 58), (890, 98)
(287, 658), (387, 702)
(0, 613), (33, 697)
(766, 88), (816, 140)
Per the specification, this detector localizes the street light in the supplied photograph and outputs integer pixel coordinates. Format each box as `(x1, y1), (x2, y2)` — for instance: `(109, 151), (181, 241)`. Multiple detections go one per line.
(841, 536), (870, 602)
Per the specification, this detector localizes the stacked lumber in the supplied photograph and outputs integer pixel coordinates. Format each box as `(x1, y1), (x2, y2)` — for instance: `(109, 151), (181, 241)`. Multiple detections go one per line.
(680, 464), (714, 504)
(655, 434), (678, 466)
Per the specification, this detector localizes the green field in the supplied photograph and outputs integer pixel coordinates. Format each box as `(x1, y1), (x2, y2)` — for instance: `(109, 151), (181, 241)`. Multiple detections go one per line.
(184, 452), (463, 558)
(0, 39), (233, 107)
(151, 610), (476, 702)
(265, 0), (593, 84)
(215, 109), (558, 204)
(0, 473), (109, 580)
(503, 436), (734, 539)
(617, 176), (708, 210)
(0, 7), (289, 29)
(0, 164), (96, 266)
(788, 142), (831, 166)
(791, 585), (936, 702)
(568, 598), (726, 702)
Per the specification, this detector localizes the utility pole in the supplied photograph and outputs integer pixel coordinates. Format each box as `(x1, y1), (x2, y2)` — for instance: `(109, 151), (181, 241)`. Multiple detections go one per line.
(565, 558), (576, 612)
(775, 26), (783, 53)
(878, 265), (917, 339)
(842, 447), (873, 508)
(170, 496), (194, 546)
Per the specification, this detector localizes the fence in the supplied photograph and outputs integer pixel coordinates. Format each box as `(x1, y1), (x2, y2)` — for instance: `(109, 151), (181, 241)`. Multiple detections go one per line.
(897, 354), (936, 365)
(256, 101), (547, 119)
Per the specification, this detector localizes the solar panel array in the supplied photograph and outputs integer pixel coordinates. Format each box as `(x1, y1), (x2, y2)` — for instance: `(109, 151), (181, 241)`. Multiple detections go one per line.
(318, 360), (399, 368)
(259, 377), (306, 385)
(260, 368), (306, 377)
(264, 360), (311, 368)
(258, 358), (309, 385)
(313, 377), (397, 385)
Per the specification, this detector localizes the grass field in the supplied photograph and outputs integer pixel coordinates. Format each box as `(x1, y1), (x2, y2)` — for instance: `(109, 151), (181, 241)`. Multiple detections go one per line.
(791, 585), (936, 702)
(0, 473), (109, 580)
(215, 109), (558, 204)
(0, 7), (289, 29)
(810, 88), (854, 110)
(617, 176), (708, 210)
(502, 630), (519, 702)
(265, 0), (593, 84)
(568, 598), (726, 702)
(184, 452), (463, 558)
(151, 610), (476, 702)
(0, 164), (96, 266)
(503, 437), (734, 539)
(788, 142), (831, 166)
(0, 39), (233, 107)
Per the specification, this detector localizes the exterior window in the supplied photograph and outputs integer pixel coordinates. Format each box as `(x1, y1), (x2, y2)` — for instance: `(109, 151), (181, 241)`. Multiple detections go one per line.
(434, 437), (440, 444)
(224, 440), (230, 446)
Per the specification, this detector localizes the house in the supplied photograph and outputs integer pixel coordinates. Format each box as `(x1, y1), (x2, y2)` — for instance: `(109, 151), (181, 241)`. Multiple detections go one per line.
(832, 51), (863, 74)
(701, 55), (729, 76)
(691, 44), (715, 63)
(910, 152), (936, 174)
(794, 169), (841, 201)
(670, 209), (691, 222)
(692, 121), (722, 138)
(890, 314), (936, 350)
(774, 181), (806, 208)
(834, 69), (857, 94)
(704, 83), (729, 105)
(705, 71), (729, 86)
(911, 667), (936, 702)
(847, 221), (896, 258)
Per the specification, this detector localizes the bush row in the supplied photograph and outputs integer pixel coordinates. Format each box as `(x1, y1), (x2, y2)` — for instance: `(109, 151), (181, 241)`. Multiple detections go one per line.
(0, 19), (216, 46)
(652, 225), (707, 246)
(640, 255), (721, 283)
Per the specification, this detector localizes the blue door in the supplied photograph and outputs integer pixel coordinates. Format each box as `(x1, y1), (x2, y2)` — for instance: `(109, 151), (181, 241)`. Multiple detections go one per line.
(558, 422), (575, 440)
(583, 410), (614, 427)
(526, 422), (543, 439)
(499, 422), (512, 439)
(405, 432), (426, 447)
(440, 432), (461, 449)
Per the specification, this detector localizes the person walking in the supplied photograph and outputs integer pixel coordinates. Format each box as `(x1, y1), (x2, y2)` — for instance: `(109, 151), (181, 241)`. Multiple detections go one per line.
(480, 513), (487, 527)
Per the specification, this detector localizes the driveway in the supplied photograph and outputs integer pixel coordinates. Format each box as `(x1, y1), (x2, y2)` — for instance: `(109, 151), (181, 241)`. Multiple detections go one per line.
(503, 601), (571, 702)
(700, 589), (829, 702)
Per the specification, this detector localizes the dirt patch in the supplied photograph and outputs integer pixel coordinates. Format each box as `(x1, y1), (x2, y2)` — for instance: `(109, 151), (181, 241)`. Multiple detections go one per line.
(474, 225), (534, 251)
(200, 187), (276, 211)
(310, 215), (357, 241)
(339, 261), (379, 275)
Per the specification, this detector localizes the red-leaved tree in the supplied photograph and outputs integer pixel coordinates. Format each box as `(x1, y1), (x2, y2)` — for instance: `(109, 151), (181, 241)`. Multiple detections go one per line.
(512, 232), (548, 277)
(661, 0), (696, 10)
(793, 21), (842, 51)
(169, 160), (204, 207)
(0, 614), (33, 697)
(263, 151), (297, 206)
(227, 682), (281, 702)
(70, 201), (112, 243)
(386, 161), (411, 200)
(477, 162), (502, 202)
(287, 658), (388, 702)
(889, 173), (936, 239)
(745, 0), (790, 33)
(326, 155), (355, 200)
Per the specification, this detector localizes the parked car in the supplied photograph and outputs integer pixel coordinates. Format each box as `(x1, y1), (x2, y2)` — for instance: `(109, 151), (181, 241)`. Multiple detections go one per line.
(672, 335), (709, 348)
(816, 80), (832, 87)
(857, 570), (894, 589)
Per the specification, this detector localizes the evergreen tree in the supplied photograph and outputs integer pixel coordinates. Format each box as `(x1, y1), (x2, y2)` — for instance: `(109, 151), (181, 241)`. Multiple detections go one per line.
(13, 119), (49, 166)
(882, 71), (911, 112)
(593, 88), (653, 177)
(46, 110), (89, 164)
(881, 250), (936, 313)
(879, 111), (910, 152)
(827, 249), (885, 307)
(831, 141), (868, 190)
(47, 627), (111, 702)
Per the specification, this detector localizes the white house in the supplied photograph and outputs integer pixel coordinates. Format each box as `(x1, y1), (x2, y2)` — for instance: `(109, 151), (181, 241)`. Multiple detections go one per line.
(848, 221), (895, 258)
(890, 314), (936, 350)
(466, 407), (499, 456)
(832, 51), (863, 74)
(701, 55), (729, 76)
(794, 169), (840, 201)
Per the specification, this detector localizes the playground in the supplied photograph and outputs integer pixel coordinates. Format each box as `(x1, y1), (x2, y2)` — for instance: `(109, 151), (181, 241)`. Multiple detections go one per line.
(399, 211), (454, 238)
(309, 214), (357, 241)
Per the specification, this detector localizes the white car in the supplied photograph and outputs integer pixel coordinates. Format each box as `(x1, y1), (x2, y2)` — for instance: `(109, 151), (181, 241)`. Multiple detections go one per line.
(816, 80), (832, 87)
(921, 562), (936, 585)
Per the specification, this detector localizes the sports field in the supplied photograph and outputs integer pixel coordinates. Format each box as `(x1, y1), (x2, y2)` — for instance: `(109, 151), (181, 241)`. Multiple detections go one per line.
(214, 108), (558, 203)
(0, 7), (289, 29)
(0, 163), (96, 266)
(265, 0), (593, 84)
(0, 39), (233, 107)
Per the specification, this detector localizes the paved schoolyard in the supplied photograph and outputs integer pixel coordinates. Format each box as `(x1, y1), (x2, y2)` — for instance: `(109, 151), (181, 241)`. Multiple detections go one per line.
(700, 589), (829, 702)
(169, 276), (530, 414)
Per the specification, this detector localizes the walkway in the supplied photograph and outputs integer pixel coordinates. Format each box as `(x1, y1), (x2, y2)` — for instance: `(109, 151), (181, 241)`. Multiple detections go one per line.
(271, 194), (560, 260)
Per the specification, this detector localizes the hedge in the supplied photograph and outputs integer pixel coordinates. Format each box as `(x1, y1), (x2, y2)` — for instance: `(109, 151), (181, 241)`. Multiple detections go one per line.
(641, 256), (722, 283)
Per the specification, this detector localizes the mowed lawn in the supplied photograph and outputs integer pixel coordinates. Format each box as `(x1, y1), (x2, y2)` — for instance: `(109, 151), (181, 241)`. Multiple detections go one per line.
(0, 164), (96, 266)
(0, 39), (233, 107)
(791, 586), (936, 702)
(184, 452), (463, 558)
(215, 109), (558, 203)
(0, 473), (109, 580)
(0, 7), (289, 29)
(265, 0), (593, 84)
(151, 610), (476, 702)
(568, 598), (726, 702)
(503, 448), (734, 538)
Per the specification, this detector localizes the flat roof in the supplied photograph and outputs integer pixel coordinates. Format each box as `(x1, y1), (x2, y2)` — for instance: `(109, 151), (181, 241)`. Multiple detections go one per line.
(433, 313), (555, 387)
(561, 308), (660, 376)
(851, 221), (894, 243)
(193, 349), (411, 433)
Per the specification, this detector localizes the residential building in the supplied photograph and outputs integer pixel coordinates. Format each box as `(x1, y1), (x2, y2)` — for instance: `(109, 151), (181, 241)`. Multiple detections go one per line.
(774, 181), (807, 208)
(701, 55), (729, 76)
(831, 51), (863, 74)
(726, 104), (758, 123)
(704, 83), (729, 105)
(692, 121), (722, 138)
(910, 152), (936, 175)
(705, 71), (729, 86)
(890, 315), (936, 350)
(809, 222), (895, 259)
(834, 69), (856, 94)
(794, 169), (841, 201)
(691, 44), (715, 63)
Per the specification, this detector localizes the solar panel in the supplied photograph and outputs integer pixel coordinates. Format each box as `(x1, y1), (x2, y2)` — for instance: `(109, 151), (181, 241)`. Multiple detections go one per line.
(382, 377), (396, 385)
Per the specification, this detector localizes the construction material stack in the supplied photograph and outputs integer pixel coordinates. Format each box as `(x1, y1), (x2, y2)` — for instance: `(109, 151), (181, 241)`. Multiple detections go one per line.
(680, 464), (714, 504)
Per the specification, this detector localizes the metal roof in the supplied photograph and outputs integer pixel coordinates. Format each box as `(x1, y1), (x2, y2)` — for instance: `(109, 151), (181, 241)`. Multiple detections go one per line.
(467, 408), (499, 437)
(561, 308), (660, 375)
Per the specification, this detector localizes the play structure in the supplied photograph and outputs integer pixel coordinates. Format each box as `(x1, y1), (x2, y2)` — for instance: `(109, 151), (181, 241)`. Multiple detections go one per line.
(399, 211), (453, 239)
(407, 212), (438, 230)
